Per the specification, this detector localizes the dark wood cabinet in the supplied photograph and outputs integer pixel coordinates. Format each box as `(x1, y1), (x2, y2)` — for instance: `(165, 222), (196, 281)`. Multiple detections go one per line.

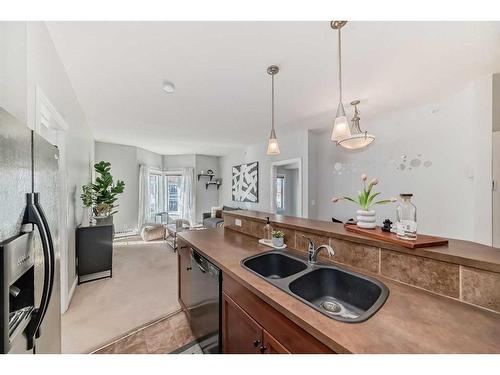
(222, 293), (262, 354)
(223, 293), (290, 354)
(178, 243), (192, 316)
(222, 275), (333, 354)
(76, 223), (113, 283)
(262, 330), (290, 354)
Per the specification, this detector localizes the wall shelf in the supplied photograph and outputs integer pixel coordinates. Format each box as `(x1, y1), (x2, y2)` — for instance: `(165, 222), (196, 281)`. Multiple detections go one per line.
(198, 173), (215, 181)
(206, 180), (222, 190)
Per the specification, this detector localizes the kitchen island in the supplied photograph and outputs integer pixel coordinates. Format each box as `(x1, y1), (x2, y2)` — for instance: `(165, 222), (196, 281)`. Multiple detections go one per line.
(177, 221), (500, 353)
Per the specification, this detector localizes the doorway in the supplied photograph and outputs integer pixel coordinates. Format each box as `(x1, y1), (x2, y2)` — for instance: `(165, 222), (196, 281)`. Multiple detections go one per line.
(270, 158), (302, 217)
(493, 131), (500, 247)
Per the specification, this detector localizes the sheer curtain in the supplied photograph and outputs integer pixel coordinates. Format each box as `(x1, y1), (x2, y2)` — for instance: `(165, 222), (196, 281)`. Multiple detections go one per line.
(138, 164), (150, 230)
(179, 167), (195, 226)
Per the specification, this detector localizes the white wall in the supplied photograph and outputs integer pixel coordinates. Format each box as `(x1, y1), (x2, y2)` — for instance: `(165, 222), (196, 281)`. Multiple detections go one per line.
(0, 22), (96, 296)
(219, 129), (309, 217)
(309, 76), (493, 244)
(95, 142), (140, 232)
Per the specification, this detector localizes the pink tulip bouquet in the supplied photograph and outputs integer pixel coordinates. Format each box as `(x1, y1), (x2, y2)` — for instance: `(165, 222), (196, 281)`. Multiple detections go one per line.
(331, 174), (396, 229)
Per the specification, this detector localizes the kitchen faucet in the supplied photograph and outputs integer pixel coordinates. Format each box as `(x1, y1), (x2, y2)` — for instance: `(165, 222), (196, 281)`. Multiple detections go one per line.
(301, 235), (335, 264)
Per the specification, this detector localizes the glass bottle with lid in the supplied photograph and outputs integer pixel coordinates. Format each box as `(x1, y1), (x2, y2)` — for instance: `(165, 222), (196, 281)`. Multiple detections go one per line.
(396, 194), (417, 240)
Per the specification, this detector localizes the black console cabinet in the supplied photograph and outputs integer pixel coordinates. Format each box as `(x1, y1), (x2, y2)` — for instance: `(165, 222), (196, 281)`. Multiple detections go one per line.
(76, 223), (113, 284)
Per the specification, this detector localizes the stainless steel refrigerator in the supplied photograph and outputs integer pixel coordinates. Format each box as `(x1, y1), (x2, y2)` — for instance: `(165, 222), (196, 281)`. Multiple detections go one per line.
(1, 107), (61, 354)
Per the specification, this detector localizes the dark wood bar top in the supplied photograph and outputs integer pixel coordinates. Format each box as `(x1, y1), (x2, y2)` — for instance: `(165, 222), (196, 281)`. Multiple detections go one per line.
(178, 228), (500, 353)
(224, 210), (500, 273)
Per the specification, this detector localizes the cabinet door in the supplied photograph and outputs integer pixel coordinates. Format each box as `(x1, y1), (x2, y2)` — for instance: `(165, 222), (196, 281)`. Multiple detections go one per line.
(262, 330), (290, 354)
(222, 293), (262, 354)
(178, 244), (192, 315)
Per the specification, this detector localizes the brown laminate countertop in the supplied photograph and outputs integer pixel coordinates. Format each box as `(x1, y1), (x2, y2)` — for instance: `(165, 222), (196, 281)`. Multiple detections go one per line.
(224, 210), (500, 273)
(178, 228), (500, 353)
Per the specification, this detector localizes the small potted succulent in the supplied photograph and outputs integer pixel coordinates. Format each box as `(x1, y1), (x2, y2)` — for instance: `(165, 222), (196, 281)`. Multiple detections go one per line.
(272, 230), (285, 247)
(331, 174), (395, 229)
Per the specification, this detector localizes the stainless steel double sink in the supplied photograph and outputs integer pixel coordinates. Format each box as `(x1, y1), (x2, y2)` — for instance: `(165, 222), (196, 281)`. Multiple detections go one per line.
(241, 250), (389, 323)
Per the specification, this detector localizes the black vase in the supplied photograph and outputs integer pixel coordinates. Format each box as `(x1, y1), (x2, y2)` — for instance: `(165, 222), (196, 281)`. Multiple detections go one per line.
(95, 215), (113, 226)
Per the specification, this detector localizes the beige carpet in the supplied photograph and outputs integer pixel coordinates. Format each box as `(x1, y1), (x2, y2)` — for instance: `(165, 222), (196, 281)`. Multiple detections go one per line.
(62, 236), (180, 353)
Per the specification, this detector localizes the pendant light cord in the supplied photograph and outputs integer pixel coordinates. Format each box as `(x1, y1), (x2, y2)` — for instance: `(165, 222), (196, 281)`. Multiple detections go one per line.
(271, 73), (275, 131)
(338, 27), (342, 103)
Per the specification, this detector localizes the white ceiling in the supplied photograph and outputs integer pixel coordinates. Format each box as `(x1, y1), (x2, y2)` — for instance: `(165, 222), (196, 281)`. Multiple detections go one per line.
(46, 21), (500, 156)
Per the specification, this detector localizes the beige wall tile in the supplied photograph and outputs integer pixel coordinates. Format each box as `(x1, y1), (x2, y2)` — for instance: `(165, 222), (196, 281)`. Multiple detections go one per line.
(223, 214), (235, 228)
(251, 220), (265, 238)
(461, 266), (500, 312)
(381, 250), (459, 298)
(273, 225), (296, 250)
(295, 231), (330, 253)
(329, 238), (379, 273)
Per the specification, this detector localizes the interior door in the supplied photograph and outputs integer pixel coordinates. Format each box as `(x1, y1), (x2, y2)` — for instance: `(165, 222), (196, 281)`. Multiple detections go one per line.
(222, 293), (262, 354)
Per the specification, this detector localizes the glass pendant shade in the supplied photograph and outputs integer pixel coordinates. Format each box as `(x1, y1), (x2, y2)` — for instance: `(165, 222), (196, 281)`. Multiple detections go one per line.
(337, 133), (375, 150)
(331, 102), (351, 142)
(267, 128), (280, 155)
(266, 65), (280, 155)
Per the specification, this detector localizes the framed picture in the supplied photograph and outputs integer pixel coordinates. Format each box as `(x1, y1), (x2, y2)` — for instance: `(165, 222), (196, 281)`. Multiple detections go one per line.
(232, 161), (259, 203)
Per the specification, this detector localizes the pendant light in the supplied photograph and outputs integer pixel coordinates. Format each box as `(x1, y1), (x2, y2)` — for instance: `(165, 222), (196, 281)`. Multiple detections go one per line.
(337, 100), (375, 149)
(266, 65), (280, 155)
(330, 21), (351, 143)
(330, 21), (375, 150)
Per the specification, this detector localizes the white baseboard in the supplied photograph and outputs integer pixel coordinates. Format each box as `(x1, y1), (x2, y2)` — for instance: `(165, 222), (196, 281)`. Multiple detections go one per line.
(65, 277), (78, 312)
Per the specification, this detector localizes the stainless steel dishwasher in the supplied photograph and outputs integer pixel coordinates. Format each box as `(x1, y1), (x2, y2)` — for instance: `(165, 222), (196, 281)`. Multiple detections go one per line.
(189, 249), (221, 353)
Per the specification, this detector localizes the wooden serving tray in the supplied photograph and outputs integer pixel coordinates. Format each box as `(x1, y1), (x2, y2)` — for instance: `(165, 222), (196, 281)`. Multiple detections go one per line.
(344, 224), (448, 249)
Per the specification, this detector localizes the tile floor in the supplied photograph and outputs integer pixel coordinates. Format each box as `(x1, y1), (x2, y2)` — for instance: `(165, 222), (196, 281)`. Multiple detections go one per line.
(94, 310), (194, 354)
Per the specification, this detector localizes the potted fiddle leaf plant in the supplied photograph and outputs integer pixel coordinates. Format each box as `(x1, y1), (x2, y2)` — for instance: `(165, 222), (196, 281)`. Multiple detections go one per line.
(81, 161), (125, 225)
(331, 174), (395, 229)
(272, 230), (285, 247)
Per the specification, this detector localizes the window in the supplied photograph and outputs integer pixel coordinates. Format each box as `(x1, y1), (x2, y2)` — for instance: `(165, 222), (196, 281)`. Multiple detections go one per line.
(276, 175), (285, 211)
(147, 171), (183, 223)
(165, 174), (182, 219)
(148, 173), (162, 222)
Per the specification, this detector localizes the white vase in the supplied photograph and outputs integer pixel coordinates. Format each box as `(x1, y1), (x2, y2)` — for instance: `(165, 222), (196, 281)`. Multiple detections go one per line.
(272, 237), (284, 247)
(356, 209), (376, 229)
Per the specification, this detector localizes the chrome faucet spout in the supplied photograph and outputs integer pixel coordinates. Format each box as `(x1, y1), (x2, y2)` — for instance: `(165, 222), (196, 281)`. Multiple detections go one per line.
(301, 235), (335, 264)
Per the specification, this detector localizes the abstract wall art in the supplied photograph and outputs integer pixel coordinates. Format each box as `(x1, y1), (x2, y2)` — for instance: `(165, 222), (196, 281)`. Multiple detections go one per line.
(232, 161), (259, 202)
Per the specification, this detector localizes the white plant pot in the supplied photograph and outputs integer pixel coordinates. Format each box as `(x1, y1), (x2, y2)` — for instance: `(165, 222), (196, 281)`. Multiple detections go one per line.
(356, 209), (376, 229)
(272, 237), (284, 247)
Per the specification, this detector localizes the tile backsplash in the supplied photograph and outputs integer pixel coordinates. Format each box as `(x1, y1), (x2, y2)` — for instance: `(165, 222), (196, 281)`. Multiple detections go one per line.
(225, 214), (500, 315)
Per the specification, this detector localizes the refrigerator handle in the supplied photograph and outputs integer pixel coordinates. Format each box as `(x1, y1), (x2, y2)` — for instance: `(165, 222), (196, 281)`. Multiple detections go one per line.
(33, 193), (55, 331)
(22, 193), (54, 350)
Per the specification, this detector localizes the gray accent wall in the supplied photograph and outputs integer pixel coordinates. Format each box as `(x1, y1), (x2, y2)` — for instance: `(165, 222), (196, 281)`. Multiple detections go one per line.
(94, 146), (221, 228)
(195, 154), (220, 223)
(94, 142), (140, 233)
